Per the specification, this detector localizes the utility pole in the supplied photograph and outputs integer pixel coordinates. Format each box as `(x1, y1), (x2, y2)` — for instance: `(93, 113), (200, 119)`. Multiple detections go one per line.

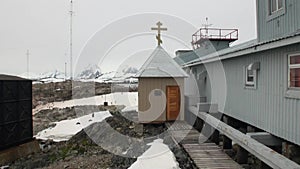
(69, 0), (74, 80)
(64, 52), (68, 80)
(65, 62), (67, 80)
(26, 49), (30, 79)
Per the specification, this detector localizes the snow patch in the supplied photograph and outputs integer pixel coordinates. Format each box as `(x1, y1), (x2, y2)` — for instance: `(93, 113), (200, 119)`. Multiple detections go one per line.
(122, 105), (138, 112)
(128, 139), (180, 169)
(34, 92), (138, 114)
(35, 111), (111, 142)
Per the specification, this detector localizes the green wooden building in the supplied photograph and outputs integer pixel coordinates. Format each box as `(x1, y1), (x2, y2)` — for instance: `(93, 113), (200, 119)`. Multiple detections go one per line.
(176, 0), (300, 146)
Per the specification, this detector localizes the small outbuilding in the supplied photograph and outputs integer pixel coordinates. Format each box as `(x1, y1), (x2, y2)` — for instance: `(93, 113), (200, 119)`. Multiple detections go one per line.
(0, 75), (33, 150)
(135, 45), (188, 123)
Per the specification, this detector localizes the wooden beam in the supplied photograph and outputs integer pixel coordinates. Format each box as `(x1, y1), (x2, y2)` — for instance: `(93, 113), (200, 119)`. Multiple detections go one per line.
(188, 106), (300, 169)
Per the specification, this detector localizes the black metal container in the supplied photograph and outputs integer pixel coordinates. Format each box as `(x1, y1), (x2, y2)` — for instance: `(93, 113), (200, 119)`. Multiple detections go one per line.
(0, 75), (33, 150)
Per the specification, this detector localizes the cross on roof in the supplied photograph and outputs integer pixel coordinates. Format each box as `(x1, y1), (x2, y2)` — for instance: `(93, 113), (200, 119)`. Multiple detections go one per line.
(151, 21), (167, 46)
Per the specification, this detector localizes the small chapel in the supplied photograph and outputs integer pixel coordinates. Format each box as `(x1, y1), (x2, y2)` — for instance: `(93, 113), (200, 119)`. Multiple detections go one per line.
(135, 22), (188, 123)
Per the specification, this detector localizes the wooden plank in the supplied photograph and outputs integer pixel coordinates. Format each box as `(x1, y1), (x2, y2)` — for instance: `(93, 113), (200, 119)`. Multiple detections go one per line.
(192, 157), (232, 160)
(194, 162), (239, 166)
(189, 106), (300, 169)
(166, 86), (180, 121)
(184, 143), (217, 146)
(166, 121), (193, 130)
(166, 121), (242, 169)
(188, 151), (225, 155)
(184, 147), (221, 151)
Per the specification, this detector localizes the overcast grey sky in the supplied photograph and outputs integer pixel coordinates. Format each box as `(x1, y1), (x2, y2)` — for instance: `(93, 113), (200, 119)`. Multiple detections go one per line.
(0, 0), (256, 76)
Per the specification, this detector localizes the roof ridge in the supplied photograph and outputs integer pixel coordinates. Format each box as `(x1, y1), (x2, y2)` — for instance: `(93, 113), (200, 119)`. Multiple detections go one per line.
(135, 46), (188, 78)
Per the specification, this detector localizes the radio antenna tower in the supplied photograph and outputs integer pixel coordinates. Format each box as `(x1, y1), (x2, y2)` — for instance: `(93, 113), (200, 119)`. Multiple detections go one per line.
(69, 0), (74, 80)
(202, 17), (213, 36)
(65, 62), (67, 80)
(26, 49), (30, 79)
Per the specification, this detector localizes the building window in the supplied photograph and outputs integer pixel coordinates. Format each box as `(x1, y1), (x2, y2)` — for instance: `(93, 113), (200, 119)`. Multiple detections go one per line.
(268, 0), (285, 15)
(288, 54), (300, 88)
(192, 68), (197, 78)
(269, 0), (284, 15)
(246, 67), (255, 87)
(245, 62), (260, 89)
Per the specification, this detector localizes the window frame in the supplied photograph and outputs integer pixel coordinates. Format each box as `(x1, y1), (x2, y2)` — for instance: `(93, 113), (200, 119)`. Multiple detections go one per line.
(288, 53), (300, 90)
(244, 65), (257, 89)
(270, 0), (283, 14)
(267, 0), (286, 21)
(246, 68), (255, 86)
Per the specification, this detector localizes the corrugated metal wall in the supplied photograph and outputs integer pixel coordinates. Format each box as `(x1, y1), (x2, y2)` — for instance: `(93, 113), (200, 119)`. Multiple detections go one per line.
(193, 43), (300, 145)
(257, 0), (300, 42)
(138, 77), (185, 123)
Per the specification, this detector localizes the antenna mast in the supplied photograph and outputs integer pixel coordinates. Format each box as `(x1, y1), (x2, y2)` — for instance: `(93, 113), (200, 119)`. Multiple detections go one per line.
(26, 49), (30, 78)
(65, 62), (67, 80)
(202, 17), (213, 36)
(69, 0), (74, 80)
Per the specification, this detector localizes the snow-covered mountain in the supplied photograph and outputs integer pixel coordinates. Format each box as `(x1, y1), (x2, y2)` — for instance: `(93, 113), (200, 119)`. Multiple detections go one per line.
(40, 70), (66, 79)
(122, 66), (138, 74)
(37, 70), (66, 83)
(20, 65), (139, 83)
(77, 64), (102, 79)
(76, 64), (138, 83)
(97, 71), (116, 80)
(114, 66), (138, 78)
(19, 70), (67, 83)
(107, 66), (137, 83)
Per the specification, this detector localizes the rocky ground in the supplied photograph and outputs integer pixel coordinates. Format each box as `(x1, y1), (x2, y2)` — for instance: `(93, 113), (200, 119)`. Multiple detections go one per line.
(33, 105), (122, 135)
(32, 81), (137, 109)
(9, 107), (197, 169)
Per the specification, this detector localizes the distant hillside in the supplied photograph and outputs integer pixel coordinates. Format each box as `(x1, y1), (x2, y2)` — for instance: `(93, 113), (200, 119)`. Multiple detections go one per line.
(20, 64), (139, 83)
(77, 64), (102, 79)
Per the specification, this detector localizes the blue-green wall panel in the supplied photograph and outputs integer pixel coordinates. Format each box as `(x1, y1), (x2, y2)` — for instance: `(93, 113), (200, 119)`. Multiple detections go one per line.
(193, 43), (300, 145)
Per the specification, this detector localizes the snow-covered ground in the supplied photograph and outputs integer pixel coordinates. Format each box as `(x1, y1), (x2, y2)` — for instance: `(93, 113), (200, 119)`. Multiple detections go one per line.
(128, 139), (180, 169)
(122, 105), (138, 112)
(34, 92), (138, 142)
(33, 92), (138, 114)
(35, 111), (111, 142)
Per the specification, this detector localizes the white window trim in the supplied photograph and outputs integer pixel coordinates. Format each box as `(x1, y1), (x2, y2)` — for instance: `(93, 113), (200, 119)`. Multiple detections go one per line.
(270, 0), (283, 14)
(244, 65), (257, 89)
(287, 53), (300, 89)
(266, 0), (286, 21)
(286, 53), (300, 99)
(246, 70), (255, 86)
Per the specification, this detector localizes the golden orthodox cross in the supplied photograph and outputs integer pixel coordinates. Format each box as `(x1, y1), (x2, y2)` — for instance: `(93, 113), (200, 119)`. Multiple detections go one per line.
(151, 21), (167, 46)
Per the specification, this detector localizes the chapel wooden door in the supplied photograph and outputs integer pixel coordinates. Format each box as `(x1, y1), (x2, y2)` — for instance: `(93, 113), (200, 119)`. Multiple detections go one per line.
(166, 86), (180, 121)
